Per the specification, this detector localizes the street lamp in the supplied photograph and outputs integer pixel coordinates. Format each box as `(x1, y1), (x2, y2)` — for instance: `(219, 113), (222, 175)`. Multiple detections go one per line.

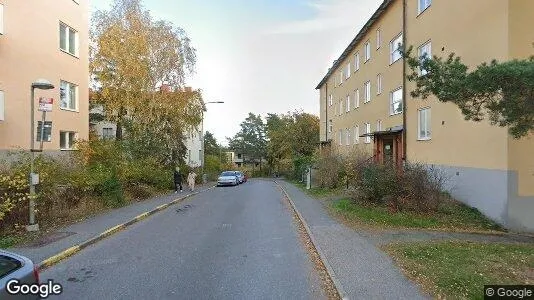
(27, 79), (54, 232)
(201, 101), (224, 183)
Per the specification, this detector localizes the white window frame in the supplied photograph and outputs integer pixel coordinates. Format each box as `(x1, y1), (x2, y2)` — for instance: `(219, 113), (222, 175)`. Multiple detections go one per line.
(346, 128), (351, 146)
(364, 123), (371, 144)
(328, 120), (333, 133)
(390, 33), (403, 64)
(60, 131), (77, 150)
(329, 94), (333, 106)
(364, 41), (371, 62)
(376, 28), (381, 49)
(354, 89), (360, 108)
(418, 0), (432, 14)
(102, 127), (114, 139)
(377, 120), (382, 132)
(364, 81), (371, 103)
(346, 95), (350, 113)
(354, 125), (359, 144)
(346, 63), (351, 79)
(0, 4), (4, 35)
(418, 40), (432, 76)
(390, 87), (403, 115)
(0, 90), (4, 121)
(339, 71), (343, 85)
(418, 107), (431, 140)
(377, 74), (382, 95)
(37, 121), (53, 142)
(59, 22), (79, 57)
(354, 52), (360, 71)
(339, 129), (343, 146)
(60, 80), (78, 111)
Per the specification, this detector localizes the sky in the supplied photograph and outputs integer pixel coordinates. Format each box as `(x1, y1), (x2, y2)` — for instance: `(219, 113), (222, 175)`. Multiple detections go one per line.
(90, 0), (383, 145)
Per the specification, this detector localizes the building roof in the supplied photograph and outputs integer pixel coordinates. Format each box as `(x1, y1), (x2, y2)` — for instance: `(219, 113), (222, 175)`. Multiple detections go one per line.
(315, 0), (395, 90)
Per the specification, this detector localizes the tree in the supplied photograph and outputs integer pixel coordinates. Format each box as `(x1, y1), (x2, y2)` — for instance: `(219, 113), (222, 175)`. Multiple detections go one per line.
(91, 0), (198, 140)
(227, 113), (267, 170)
(204, 131), (220, 156)
(403, 47), (534, 138)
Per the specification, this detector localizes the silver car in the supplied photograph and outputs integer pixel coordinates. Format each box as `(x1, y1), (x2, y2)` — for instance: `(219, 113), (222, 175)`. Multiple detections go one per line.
(0, 250), (39, 299)
(217, 171), (239, 186)
(234, 171), (245, 184)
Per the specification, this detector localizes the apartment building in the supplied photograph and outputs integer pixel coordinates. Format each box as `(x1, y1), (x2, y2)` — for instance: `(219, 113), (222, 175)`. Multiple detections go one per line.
(316, 0), (534, 232)
(90, 85), (205, 168)
(0, 0), (89, 152)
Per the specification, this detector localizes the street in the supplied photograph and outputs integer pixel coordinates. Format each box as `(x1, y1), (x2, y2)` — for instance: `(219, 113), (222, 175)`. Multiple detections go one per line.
(41, 180), (326, 300)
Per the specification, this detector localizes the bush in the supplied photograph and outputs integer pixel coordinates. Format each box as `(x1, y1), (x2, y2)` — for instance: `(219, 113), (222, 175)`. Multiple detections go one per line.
(316, 152), (345, 189)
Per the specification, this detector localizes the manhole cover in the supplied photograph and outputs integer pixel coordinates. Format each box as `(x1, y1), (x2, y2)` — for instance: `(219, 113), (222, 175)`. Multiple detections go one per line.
(24, 231), (77, 248)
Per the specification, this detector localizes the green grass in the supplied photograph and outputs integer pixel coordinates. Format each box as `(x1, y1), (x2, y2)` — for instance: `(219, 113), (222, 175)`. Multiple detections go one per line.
(385, 241), (534, 299)
(0, 235), (23, 249)
(331, 198), (503, 231)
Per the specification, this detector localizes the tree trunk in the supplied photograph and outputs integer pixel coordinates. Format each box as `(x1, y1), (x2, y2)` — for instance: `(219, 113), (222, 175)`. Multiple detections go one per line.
(116, 120), (123, 140)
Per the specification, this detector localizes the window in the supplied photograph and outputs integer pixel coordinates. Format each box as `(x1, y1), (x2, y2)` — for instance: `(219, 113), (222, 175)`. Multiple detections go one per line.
(36, 121), (52, 142)
(418, 108), (431, 140)
(339, 71), (343, 85)
(354, 89), (360, 108)
(365, 123), (371, 144)
(102, 128), (114, 139)
(189, 150), (192, 162)
(346, 95), (350, 113)
(354, 52), (360, 71)
(364, 81), (371, 103)
(199, 150), (202, 161)
(60, 80), (78, 110)
(390, 87), (403, 115)
(364, 41), (371, 62)
(329, 94), (333, 106)
(418, 0), (432, 14)
(418, 41), (432, 76)
(346, 128), (351, 146)
(59, 22), (78, 56)
(60, 131), (77, 150)
(390, 33), (403, 64)
(340, 99), (343, 116)
(328, 120), (333, 133)
(376, 28), (381, 49)
(377, 74), (382, 95)
(377, 120), (382, 131)
(339, 130), (343, 145)
(0, 90), (4, 121)
(345, 63), (351, 79)
(354, 125), (359, 144)
(0, 4), (4, 35)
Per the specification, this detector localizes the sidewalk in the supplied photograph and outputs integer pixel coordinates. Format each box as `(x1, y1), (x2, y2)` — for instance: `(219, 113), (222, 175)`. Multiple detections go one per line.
(8, 184), (214, 265)
(278, 181), (428, 300)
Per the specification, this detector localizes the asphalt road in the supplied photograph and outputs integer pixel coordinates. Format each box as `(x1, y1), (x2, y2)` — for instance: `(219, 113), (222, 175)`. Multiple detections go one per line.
(41, 179), (326, 300)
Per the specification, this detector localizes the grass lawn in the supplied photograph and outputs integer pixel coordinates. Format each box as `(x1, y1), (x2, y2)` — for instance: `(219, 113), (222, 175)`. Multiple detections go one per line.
(384, 241), (534, 299)
(331, 198), (503, 232)
(0, 235), (23, 248)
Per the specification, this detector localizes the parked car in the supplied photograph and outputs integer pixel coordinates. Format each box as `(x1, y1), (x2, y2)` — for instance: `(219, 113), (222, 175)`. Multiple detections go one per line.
(234, 171), (245, 184)
(0, 249), (40, 299)
(217, 171), (239, 186)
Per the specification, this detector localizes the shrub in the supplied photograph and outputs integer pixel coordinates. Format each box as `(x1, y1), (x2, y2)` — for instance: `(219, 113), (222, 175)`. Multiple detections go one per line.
(316, 152), (345, 189)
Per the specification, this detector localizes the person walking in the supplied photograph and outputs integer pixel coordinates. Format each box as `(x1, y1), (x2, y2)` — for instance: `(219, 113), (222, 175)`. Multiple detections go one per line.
(187, 171), (197, 192)
(174, 167), (183, 193)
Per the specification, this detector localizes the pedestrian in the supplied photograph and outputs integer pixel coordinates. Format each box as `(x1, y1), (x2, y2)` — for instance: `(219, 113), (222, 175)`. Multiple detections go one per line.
(174, 167), (183, 193)
(187, 171), (197, 192)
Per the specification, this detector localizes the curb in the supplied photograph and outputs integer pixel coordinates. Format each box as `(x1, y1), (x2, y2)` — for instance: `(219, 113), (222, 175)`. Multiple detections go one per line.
(38, 185), (215, 271)
(274, 180), (349, 300)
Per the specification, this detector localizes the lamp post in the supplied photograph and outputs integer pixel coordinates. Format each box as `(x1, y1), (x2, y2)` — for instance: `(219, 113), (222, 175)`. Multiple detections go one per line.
(201, 101), (224, 183)
(27, 79), (55, 232)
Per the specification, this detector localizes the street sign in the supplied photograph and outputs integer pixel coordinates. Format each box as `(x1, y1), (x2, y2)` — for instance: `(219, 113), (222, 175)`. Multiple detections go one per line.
(38, 97), (53, 112)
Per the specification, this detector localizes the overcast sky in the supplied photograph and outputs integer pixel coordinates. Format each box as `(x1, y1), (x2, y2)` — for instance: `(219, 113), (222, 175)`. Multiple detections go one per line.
(90, 0), (383, 145)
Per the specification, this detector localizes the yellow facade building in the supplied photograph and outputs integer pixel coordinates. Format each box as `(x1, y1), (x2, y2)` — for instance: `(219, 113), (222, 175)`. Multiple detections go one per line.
(0, 0), (89, 153)
(316, 0), (534, 232)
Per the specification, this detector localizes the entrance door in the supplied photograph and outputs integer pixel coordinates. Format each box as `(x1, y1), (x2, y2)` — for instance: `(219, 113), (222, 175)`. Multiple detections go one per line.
(382, 138), (394, 164)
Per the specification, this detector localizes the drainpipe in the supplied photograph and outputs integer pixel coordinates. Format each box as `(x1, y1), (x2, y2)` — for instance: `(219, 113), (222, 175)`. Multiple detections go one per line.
(402, 0), (408, 165)
(325, 83), (328, 143)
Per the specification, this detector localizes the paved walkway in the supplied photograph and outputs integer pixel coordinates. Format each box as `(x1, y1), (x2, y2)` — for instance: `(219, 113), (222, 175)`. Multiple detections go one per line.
(279, 181), (428, 300)
(9, 184), (214, 264)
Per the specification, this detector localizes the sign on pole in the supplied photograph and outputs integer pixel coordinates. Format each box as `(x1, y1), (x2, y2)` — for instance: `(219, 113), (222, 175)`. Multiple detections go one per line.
(38, 97), (53, 112)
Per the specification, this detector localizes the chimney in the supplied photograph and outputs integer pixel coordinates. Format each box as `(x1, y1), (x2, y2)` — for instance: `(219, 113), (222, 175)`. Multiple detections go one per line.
(159, 84), (171, 93)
